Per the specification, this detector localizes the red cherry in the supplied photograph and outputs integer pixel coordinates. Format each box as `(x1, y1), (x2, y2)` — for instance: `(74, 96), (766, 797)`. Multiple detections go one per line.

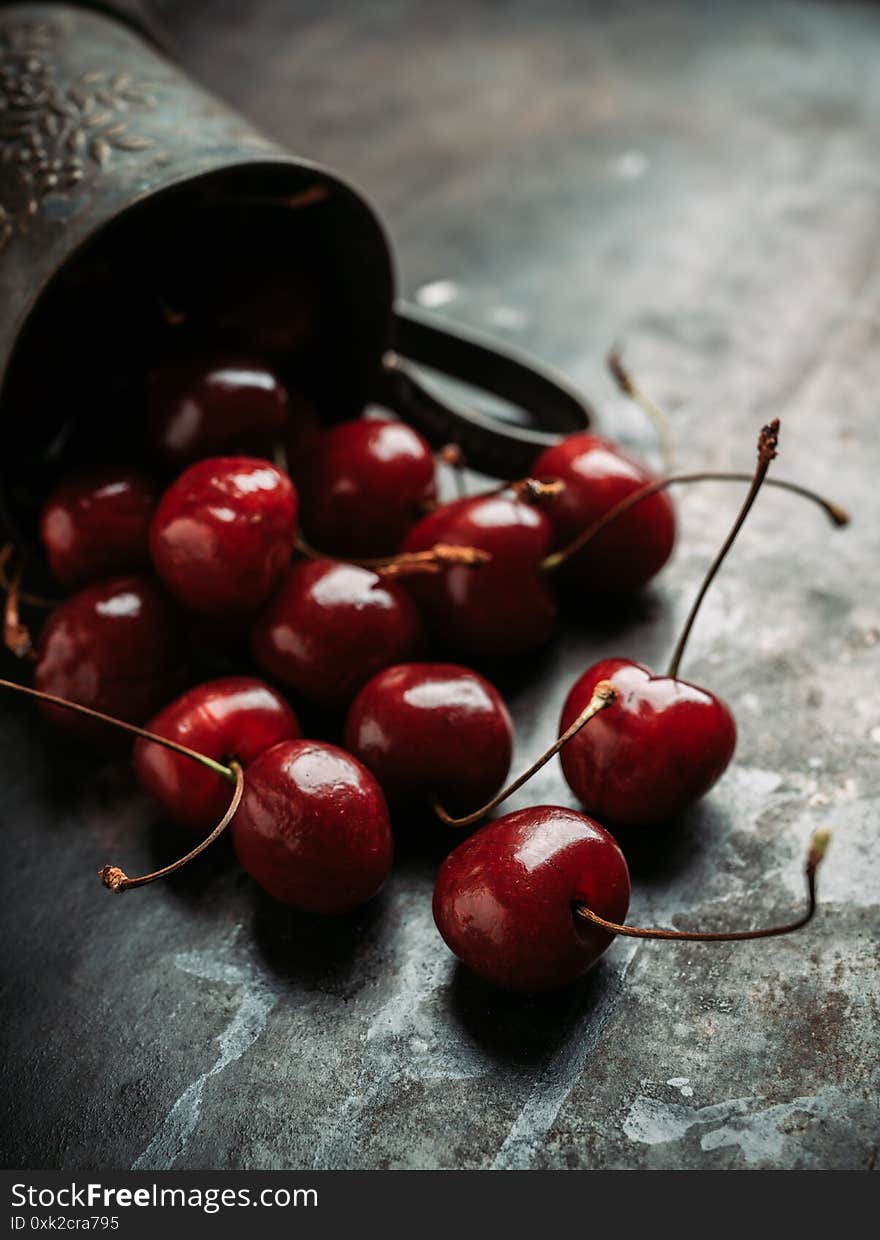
(148, 354), (289, 467)
(231, 739), (393, 913)
(251, 559), (423, 710)
(533, 433), (676, 593)
(34, 575), (182, 745)
(343, 662), (513, 813)
(559, 658), (736, 828)
(400, 494), (557, 656)
(39, 467), (157, 589)
(433, 806), (630, 992)
(134, 676), (301, 831)
(149, 456), (298, 616)
(300, 418), (437, 558)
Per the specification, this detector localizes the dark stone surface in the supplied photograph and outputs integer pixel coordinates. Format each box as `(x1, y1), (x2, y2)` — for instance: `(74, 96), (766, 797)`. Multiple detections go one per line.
(1, 0), (878, 1169)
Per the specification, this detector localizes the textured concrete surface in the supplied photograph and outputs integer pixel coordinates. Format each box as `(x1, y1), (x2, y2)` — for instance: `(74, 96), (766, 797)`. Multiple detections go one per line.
(1, 0), (878, 1169)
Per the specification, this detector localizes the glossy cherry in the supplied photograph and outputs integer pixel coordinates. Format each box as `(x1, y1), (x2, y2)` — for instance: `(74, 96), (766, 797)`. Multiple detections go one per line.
(39, 467), (157, 589)
(231, 739), (393, 913)
(560, 657), (736, 827)
(34, 575), (182, 745)
(149, 456), (298, 616)
(559, 420), (782, 829)
(533, 433), (676, 593)
(134, 676), (301, 832)
(400, 493), (557, 656)
(343, 662), (513, 813)
(433, 806), (630, 992)
(148, 353), (289, 467)
(299, 417), (437, 558)
(251, 558), (423, 710)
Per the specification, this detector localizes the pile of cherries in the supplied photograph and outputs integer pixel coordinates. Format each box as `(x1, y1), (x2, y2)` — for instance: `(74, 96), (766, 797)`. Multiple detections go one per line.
(1, 347), (844, 993)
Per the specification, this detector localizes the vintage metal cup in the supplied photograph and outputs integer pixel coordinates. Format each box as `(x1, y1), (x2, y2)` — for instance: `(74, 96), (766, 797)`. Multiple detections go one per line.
(0, 0), (593, 510)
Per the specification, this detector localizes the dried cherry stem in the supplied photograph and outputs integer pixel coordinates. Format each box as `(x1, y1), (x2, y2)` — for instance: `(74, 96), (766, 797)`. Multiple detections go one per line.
(295, 535), (491, 574)
(666, 418), (778, 679)
(0, 676), (236, 783)
(3, 554), (34, 660)
(576, 828), (831, 940)
(607, 345), (675, 472)
(377, 544), (491, 579)
(99, 760), (244, 894)
(541, 466), (847, 574)
(435, 680), (617, 828)
(0, 543), (55, 608)
(479, 476), (565, 504)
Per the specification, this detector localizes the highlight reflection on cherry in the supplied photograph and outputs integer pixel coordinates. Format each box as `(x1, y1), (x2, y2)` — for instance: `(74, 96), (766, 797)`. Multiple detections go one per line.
(149, 456), (298, 616)
(433, 806), (630, 992)
(300, 418), (437, 558)
(135, 676), (301, 831)
(231, 739), (393, 914)
(40, 467), (157, 589)
(344, 662), (513, 813)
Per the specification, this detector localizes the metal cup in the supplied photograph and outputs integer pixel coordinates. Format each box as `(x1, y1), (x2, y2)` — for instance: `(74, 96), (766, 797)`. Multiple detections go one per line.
(0, 0), (593, 492)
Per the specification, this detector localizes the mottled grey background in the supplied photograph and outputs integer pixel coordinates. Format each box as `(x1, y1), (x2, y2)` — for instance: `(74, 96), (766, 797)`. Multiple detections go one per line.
(1, 0), (878, 1170)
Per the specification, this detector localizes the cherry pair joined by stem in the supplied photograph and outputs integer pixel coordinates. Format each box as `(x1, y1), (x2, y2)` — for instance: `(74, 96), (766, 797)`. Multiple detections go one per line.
(298, 417), (437, 558)
(0, 671), (393, 916)
(150, 456), (299, 615)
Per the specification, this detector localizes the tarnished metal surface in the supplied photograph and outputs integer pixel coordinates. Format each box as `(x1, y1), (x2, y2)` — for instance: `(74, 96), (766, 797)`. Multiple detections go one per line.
(1, 0), (878, 1170)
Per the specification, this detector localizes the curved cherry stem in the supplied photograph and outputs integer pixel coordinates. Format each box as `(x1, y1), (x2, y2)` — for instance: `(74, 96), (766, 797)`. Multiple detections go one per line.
(541, 466), (848, 575)
(0, 676), (237, 783)
(435, 679), (617, 828)
(99, 760), (244, 893)
(608, 345), (675, 473)
(666, 419), (778, 679)
(576, 827), (830, 941)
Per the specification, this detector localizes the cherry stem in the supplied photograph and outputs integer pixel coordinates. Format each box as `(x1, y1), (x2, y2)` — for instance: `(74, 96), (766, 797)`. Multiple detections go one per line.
(435, 679), (617, 828)
(437, 443), (468, 500)
(377, 544), (492, 579)
(99, 760), (244, 893)
(541, 467), (848, 575)
(576, 827), (831, 941)
(0, 676), (237, 783)
(0, 543), (55, 608)
(666, 419), (778, 679)
(295, 536), (492, 574)
(479, 476), (565, 505)
(607, 345), (675, 472)
(3, 552), (34, 660)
